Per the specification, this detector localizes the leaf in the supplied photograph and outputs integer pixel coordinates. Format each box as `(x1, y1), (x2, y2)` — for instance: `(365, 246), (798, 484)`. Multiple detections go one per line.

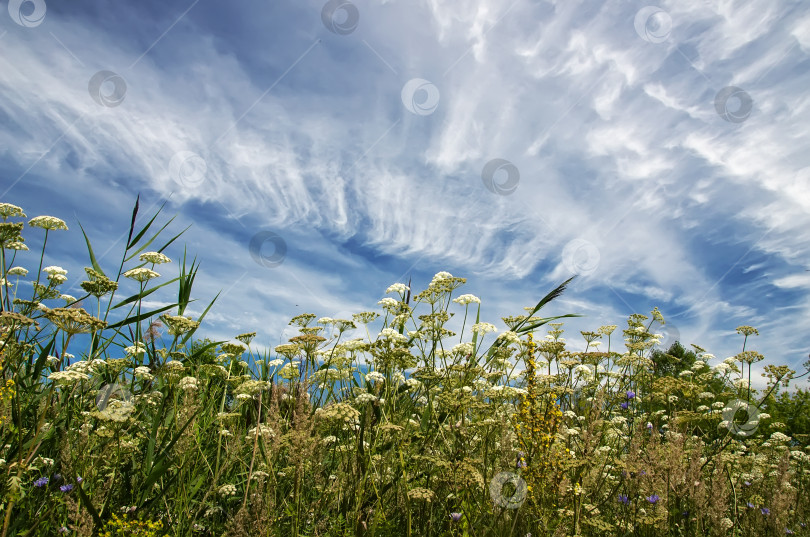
(125, 194), (140, 250)
(125, 199), (169, 251)
(75, 482), (103, 530)
(76, 221), (106, 277)
(110, 276), (181, 310)
(105, 303), (180, 330)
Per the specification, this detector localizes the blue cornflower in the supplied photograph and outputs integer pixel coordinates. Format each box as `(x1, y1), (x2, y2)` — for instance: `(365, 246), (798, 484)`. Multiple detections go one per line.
(34, 477), (49, 488)
(626, 391), (636, 399)
(60, 484), (74, 493)
(620, 402), (629, 410)
(618, 494), (629, 505)
(647, 494), (659, 504)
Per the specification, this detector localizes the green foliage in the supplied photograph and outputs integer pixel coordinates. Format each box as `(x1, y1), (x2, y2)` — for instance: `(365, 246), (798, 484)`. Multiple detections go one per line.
(1, 198), (809, 537)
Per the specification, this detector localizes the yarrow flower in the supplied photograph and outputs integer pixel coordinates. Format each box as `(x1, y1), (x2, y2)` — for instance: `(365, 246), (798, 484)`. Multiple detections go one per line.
(29, 216), (68, 231)
(471, 322), (497, 335)
(123, 268), (160, 282)
(7, 267), (28, 277)
(138, 251), (171, 264)
(385, 283), (409, 295)
(0, 203), (26, 219)
(453, 294), (481, 305)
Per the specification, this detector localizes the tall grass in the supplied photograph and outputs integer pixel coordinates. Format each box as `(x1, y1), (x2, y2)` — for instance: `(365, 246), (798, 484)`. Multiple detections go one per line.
(0, 198), (808, 536)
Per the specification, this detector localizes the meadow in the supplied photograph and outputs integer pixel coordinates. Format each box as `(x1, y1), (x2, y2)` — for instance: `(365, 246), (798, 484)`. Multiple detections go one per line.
(0, 198), (808, 536)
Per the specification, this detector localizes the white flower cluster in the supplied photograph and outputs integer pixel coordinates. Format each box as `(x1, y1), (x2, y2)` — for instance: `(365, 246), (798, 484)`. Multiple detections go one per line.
(365, 371), (386, 384)
(218, 484), (237, 497)
(179, 376), (198, 391)
(452, 294), (480, 305)
(385, 283), (410, 295)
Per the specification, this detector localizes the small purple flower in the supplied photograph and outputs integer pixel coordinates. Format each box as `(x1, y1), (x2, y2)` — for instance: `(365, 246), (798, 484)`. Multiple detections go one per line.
(58, 528), (69, 534)
(618, 494), (629, 505)
(76, 476), (83, 483)
(620, 402), (629, 410)
(626, 390), (636, 399)
(60, 484), (74, 493)
(33, 477), (49, 488)
(646, 422), (653, 430)
(801, 523), (807, 528)
(785, 529), (794, 535)
(639, 470), (647, 476)
(744, 481), (751, 486)
(747, 502), (755, 509)
(761, 507), (770, 516)
(450, 512), (462, 522)
(647, 494), (659, 504)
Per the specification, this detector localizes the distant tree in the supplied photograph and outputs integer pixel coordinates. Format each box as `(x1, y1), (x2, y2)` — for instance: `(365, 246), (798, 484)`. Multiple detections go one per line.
(649, 341), (697, 378)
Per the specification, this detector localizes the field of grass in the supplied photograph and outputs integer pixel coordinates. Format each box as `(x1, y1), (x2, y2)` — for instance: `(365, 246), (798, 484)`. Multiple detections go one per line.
(0, 198), (808, 536)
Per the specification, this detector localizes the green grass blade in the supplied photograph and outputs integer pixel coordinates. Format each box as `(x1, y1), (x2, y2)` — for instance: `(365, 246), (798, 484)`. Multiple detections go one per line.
(76, 220), (106, 277)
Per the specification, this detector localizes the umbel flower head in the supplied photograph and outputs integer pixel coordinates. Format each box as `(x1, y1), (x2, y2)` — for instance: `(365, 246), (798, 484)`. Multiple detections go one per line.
(0, 203), (26, 220)
(139, 251), (171, 264)
(123, 268), (160, 282)
(80, 267), (118, 298)
(40, 306), (107, 335)
(159, 314), (200, 336)
(28, 216), (68, 231)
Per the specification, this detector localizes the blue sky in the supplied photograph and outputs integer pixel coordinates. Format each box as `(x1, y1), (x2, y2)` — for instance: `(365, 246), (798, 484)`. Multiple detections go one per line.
(1, 0), (809, 390)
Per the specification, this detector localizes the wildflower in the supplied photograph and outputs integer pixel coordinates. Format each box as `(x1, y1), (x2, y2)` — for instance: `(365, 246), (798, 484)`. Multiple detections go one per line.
(786, 529), (794, 534)
(471, 322), (497, 335)
(7, 267), (27, 277)
(449, 512), (462, 522)
(125, 343), (146, 356)
(34, 477), (49, 488)
(0, 203), (26, 219)
(618, 494), (629, 505)
(123, 268), (160, 282)
(377, 297), (399, 310)
(647, 494), (659, 504)
(761, 507), (770, 515)
(385, 283), (410, 295)
(160, 314), (200, 336)
(43, 266), (67, 276)
(134, 366), (154, 380)
(218, 484), (237, 497)
(60, 294), (76, 303)
(60, 484), (74, 493)
(626, 390), (635, 399)
(620, 402), (629, 410)
(365, 371), (385, 384)
(453, 294), (480, 305)
(719, 518), (733, 530)
(179, 376), (198, 391)
(29, 216), (68, 231)
(138, 251), (171, 264)
(58, 527), (69, 534)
